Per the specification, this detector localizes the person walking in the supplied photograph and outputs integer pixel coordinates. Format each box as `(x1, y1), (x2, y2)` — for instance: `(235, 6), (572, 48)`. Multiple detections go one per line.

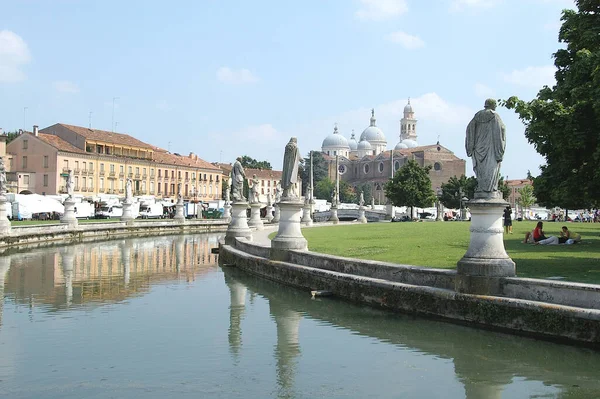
(503, 206), (513, 234)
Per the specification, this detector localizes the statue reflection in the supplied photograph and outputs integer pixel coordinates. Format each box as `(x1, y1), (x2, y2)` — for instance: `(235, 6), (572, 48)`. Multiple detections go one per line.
(0, 255), (10, 327)
(224, 272), (247, 359)
(2, 234), (219, 313)
(223, 267), (600, 399)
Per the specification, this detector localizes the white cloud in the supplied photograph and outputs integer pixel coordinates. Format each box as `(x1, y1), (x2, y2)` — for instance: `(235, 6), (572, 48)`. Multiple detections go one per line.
(0, 30), (31, 83)
(355, 0), (408, 20)
(53, 80), (79, 93)
(503, 65), (555, 88)
(474, 83), (495, 98)
(216, 67), (259, 85)
(450, 0), (500, 11)
(385, 31), (425, 49)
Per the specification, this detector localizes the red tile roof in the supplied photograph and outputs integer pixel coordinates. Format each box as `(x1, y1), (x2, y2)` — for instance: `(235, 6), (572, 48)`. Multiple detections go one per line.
(245, 168), (282, 180)
(35, 132), (87, 154)
(52, 123), (155, 150)
(151, 148), (221, 171)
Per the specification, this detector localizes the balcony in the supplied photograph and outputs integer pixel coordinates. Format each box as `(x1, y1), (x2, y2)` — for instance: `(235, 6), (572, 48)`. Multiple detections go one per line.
(109, 171), (116, 178)
(142, 174), (147, 180)
(119, 172), (124, 178)
(81, 187), (87, 192)
(99, 171), (105, 176)
(88, 170), (94, 175)
(128, 173), (133, 178)
(134, 174), (141, 179)
(74, 168), (80, 174)
(62, 167), (69, 173)
(74, 186), (80, 191)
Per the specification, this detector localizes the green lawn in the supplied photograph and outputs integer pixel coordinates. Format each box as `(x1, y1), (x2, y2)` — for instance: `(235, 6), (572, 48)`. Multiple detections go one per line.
(301, 221), (600, 284)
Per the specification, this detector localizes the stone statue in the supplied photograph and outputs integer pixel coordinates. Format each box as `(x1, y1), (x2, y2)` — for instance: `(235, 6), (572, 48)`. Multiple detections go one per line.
(281, 137), (301, 199)
(177, 183), (183, 202)
(225, 184), (230, 203)
(267, 193), (272, 206)
(249, 174), (260, 204)
(66, 169), (74, 198)
(275, 181), (282, 203)
(125, 178), (133, 201)
(331, 186), (338, 207)
(466, 99), (506, 195)
(359, 191), (364, 207)
(230, 157), (246, 202)
(0, 157), (6, 195)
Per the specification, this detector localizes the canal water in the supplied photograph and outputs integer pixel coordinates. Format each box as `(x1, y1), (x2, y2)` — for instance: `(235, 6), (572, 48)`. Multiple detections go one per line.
(1, 233), (599, 399)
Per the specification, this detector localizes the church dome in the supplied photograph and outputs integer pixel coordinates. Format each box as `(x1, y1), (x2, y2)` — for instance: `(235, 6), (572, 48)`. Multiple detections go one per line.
(322, 125), (350, 149)
(404, 102), (413, 114)
(348, 131), (358, 151)
(395, 141), (409, 150)
(401, 139), (418, 148)
(357, 139), (373, 151)
(359, 109), (386, 143)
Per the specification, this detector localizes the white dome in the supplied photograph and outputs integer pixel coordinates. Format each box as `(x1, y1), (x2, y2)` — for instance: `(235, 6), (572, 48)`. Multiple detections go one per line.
(360, 108), (386, 143)
(402, 139), (418, 148)
(404, 103), (413, 113)
(357, 139), (372, 150)
(322, 125), (350, 149)
(348, 132), (358, 151)
(395, 141), (409, 150)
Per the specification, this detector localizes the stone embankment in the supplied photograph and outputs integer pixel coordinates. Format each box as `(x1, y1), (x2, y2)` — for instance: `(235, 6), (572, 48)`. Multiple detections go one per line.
(0, 220), (228, 253)
(220, 225), (600, 347)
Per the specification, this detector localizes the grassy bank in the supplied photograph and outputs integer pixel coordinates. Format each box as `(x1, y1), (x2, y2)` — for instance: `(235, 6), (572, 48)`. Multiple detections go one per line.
(301, 221), (600, 284)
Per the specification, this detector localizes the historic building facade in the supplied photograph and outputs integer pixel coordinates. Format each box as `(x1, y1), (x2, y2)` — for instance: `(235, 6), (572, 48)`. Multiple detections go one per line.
(321, 100), (466, 203)
(6, 123), (222, 201)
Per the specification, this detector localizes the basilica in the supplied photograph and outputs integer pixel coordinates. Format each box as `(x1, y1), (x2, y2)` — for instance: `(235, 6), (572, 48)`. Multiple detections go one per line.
(320, 99), (465, 203)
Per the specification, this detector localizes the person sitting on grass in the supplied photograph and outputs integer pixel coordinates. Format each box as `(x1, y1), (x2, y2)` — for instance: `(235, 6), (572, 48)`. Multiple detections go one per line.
(558, 226), (571, 244)
(523, 221), (559, 245)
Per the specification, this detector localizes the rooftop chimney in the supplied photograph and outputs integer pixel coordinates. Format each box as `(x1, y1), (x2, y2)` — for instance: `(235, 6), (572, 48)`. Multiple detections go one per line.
(33, 125), (39, 136)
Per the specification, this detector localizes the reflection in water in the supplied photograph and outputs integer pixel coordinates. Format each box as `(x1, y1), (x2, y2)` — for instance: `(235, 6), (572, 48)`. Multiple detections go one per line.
(224, 267), (600, 399)
(3, 234), (220, 312)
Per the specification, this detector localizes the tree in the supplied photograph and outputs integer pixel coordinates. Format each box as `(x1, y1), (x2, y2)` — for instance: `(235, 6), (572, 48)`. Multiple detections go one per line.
(240, 155), (272, 170)
(300, 151), (329, 196)
(339, 180), (356, 203)
(501, 1), (600, 208)
(517, 184), (536, 217)
(314, 178), (334, 201)
(498, 176), (510, 201)
(440, 175), (477, 209)
(5, 131), (19, 144)
(384, 160), (436, 212)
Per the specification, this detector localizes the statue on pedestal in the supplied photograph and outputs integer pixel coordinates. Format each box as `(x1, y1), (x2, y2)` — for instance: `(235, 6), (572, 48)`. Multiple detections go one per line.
(275, 181), (282, 203)
(177, 183), (183, 203)
(281, 137), (301, 199)
(66, 169), (74, 198)
(466, 99), (506, 195)
(125, 178), (133, 202)
(249, 174), (260, 204)
(267, 193), (272, 207)
(0, 157), (7, 196)
(231, 157), (246, 202)
(359, 191), (364, 207)
(331, 187), (338, 207)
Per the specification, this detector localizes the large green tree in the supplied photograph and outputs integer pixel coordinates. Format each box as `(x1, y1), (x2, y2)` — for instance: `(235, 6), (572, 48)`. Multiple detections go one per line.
(240, 155), (272, 170)
(440, 175), (477, 209)
(384, 160), (436, 210)
(300, 151), (329, 196)
(501, 0), (600, 208)
(313, 178), (355, 203)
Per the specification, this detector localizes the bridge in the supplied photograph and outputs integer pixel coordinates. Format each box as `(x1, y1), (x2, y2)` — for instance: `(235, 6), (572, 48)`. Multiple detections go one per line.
(312, 208), (388, 222)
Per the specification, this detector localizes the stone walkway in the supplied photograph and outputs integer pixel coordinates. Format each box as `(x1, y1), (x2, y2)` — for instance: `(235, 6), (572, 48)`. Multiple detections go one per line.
(249, 220), (355, 247)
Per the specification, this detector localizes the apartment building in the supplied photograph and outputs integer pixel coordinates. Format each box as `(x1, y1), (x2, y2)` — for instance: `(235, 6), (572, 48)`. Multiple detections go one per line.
(6, 124), (222, 201)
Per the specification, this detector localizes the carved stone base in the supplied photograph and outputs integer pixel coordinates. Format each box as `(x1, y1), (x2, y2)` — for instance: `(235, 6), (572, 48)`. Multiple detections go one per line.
(225, 202), (252, 245)
(61, 199), (78, 227)
(329, 206), (339, 224)
(301, 203), (313, 226)
(173, 203), (185, 223)
(248, 203), (264, 230)
(272, 205), (280, 223)
(456, 197), (515, 294)
(271, 199), (307, 260)
(121, 201), (135, 222)
(0, 196), (11, 235)
(222, 203), (231, 222)
(265, 205), (274, 223)
(357, 206), (367, 224)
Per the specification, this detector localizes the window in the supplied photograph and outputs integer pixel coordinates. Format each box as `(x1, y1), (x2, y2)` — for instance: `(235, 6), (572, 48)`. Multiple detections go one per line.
(394, 161), (400, 171)
(128, 166), (132, 174)
(22, 156), (27, 169)
(185, 172), (188, 179)
(150, 182), (154, 193)
(100, 163), (105, 172)
(74, 176), (79, 189)
(43, 156), (48, 168)
(75, 161), (79, 170)
(434, 162), (442, 171)
(120, 165), (124, 173)
(110, 164), (115, 172)
(262, 180), (265, 186)
(83, 161), (86, 171)
(100, 178), (104, 190)
(363, 164), (369, 174)
(23, 139), (28, 150)
(171, 171), (174, 178)
(143, 168), (146, 176)
(43, 174), (48, 187)
(158, 183), (162, 194)
(150, 168), (155, 177)
(158, 170), (162, 177)
(89, 178), (93, 189)
(120, 179), (124, 189)
(178, 171), (181, 179)
(82, 177), (86, 188)
(135, 167), (140, 174)
(338, 165), (347, 174)
(24, 175), (30, 185)
(89, 163), (94, 172)
(378, 162), (384, 173)
(64, 160), (69, 169)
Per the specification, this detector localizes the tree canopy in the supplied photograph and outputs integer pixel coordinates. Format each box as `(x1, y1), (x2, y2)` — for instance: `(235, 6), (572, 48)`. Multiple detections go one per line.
(239, 155), (272, 171)
(314, 178), (356, 203)
(300, 151), (329, 196)
(384, 160), (436, 208)
(517, 184), (536, 214)
(501, 0), (600, 208)
(440, 175), (477, 209)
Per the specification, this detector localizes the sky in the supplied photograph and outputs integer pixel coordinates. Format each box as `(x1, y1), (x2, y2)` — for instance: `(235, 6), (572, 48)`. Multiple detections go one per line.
(0, 0), (575, 180)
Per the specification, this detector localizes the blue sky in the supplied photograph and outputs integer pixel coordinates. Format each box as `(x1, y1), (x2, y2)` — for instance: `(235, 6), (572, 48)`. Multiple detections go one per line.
(0, 0), (574, 180)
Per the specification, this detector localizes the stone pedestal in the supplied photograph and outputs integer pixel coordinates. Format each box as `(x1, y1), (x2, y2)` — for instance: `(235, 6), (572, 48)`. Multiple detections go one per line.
(272, 204), (280, 223)
(173, 201), (185, 223)
(225, 202), (252, 245)
(329, 206), (339, 224)
(266, 205), (274, 223)
(301, 203), (313, 226)
(61, 198), (78, 227)
(357, 206), (367, 224)
(222, 203), (232, 222)
(248, 203), (264, 231)
(386, 203), (395, 220)
(456, 195), (516, 295)
(271, 199), (307, 260)
(0, 196), (11, 235)
(121, 201), (135, 222)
